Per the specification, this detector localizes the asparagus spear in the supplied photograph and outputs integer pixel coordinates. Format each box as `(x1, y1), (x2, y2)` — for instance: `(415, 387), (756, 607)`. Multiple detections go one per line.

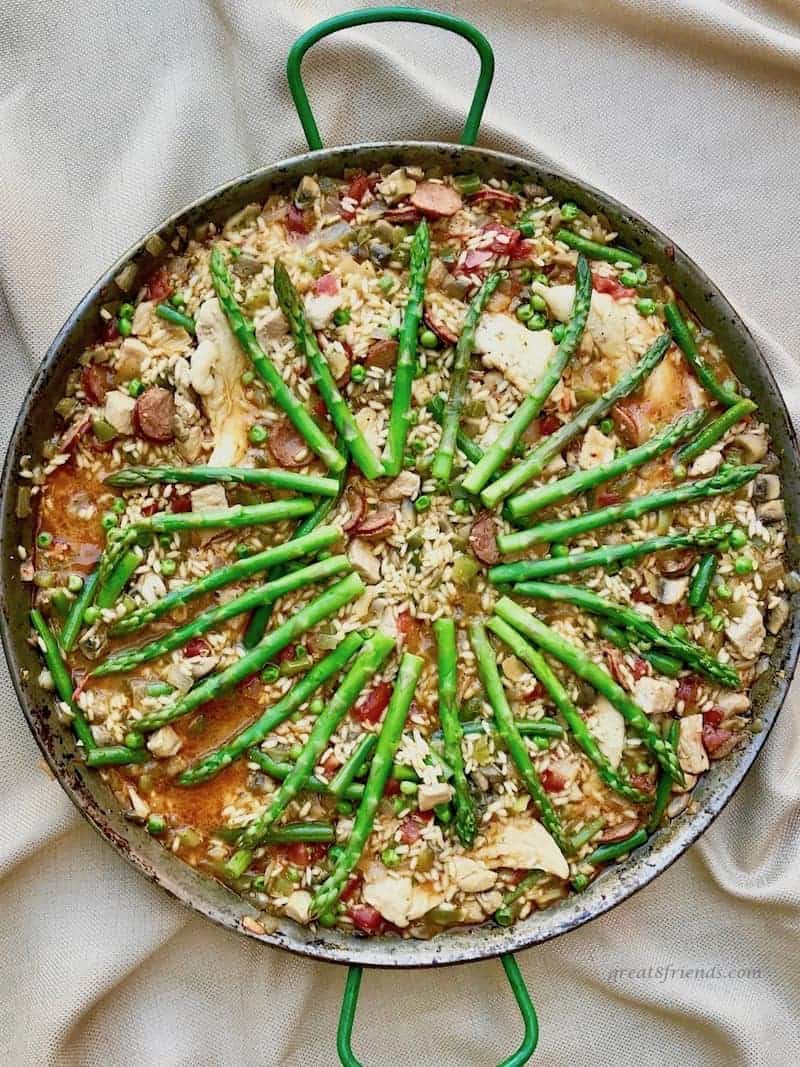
(105, 465), (340, 497)
(555, 228), (641, 268)
(245, 748), (363, 801)
(94, 555), (351, 677)
(431, 271), (506, 484)
(223, 822), (335, 873)
(111, 524), (341, 636)
(95, 547), (143, 610)
(597, 621), (682, 679)
(273, 261), (384, 479)
(494, 598), (685, 783)
(647, 720), (681, 832)
(462, 255), (592, 495)
(328, 733), (377, 798)
(427, 396), (484, 466)
(510, 579), (740, 688)
(128, 573), (364, 733)
(30, 609), (95, 751)
(431, 718), (564, 742)
(433, 619), (476, 847)
(383, 221), (431, 476)
(689, 554), (717, 609)
(237, 632), (395, 850)
(676, 398), (756, 465)
(566, 816), (606, 853)
(468, 621), (566, 848)
(484, 330), (672, 508)
(664, 302), (739, 408)
(487, 617), (650, 803)
(86, 745), (148, 767)
(60, 569), (100, 652)
(491, 525), (732, 582)
(584, 828), (648, 865)
(210, 247), (345, 472)
(493, 870), (546, 926)
(140, 498), (314, 534)
(244, 438), (348, 649)
(178, 632), (364, 785)
(497, 464), (760, 553)
(311, 652), (423, 918)
(155, 303), (196, 334)
(507, 409), (706, 519)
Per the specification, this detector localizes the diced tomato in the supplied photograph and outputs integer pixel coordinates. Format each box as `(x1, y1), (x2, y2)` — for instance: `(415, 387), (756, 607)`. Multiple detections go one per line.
(169, 491), (192, 513)
(238, 674), (263, 702)
(321, 754), (341, 776)
(631, 657), (649, 681)
(185, 636), (212, 659)
(347, 174), (370, 203)
(480, 222), (522, 256)
(676, 675), (700, 710)
(283, 841), (327, 867)
(396, 610), (413, 638)
(353, 681), (392, 725)
(315, 272), (339, 296)
(140, 499), (161, 517)
(398, 814), (431, 844)
(631, 586), (654, 603)
(383, 777), (402, 797)
(703, 707), (725, 728)
(629, 772), (656, 793)
(146, 267), (172, 303)
(510, 868), (529, 885)
(540, 768), (566, 793)
(348, 904), (384, 935)
(538, 413), (561, 436)
(101, 317), (120, 343)
(509, 238), (537, 262)
(462, 248), (494, 271)
(278, 643), (304, 664)
(523, 682), (545, 702)
(81, 364), (111, 405)
(592, 272), (636, 300)
(702, 723), (733, 755)
(286, 203), (310, 235)
(596, 489), (622, 506)
(341, 875), (362, 903)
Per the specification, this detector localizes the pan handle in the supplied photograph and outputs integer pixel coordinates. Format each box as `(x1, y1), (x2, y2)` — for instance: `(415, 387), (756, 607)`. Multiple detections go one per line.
(336, 953), (538, 1066)
(286, 7), (495, 151)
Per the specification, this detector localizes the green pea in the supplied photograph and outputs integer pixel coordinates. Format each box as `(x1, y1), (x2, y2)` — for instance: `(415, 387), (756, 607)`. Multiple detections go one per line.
(518, 220), (535, 238)
(83, 606), (101, 625)
(710, 614), (725, 632)
(734, 556), (754, 575)
(530, 293), (547, 312)
(550, 544), (570, 559)
(158, 534), (173, 549)
(101, 512), (118, 531)
(381, 847), (400, 868)
(335, 800), (354, 816)
(635, 267), (648, 284)
(160, 558), (177, 577)
(453, 499), (471, 516)
(170, 292), (186, 308)
(391, 796), (407, 815)
(67, 573), (84, 594)
(619, 270), (638, 287)
(261, 664), (279, 683)
(241, 370), (255, 386)
(599, 418), (614, 435)
(715, 582), (732, 600)
(560, 201), (579, 220)
(127, 378), (145, 398)
(36, 531), (53, 549)
(235, 543), (250, 559)
(420, 329), (438, 349)
(673, 463), (687, 481)
(519, 268), (533, 284)
(125, 731), (146, 749)
(415, 495), (431, 513)
(286, 867), (302, 883)
(318, 910), (338, 928)
(729, 528), (748, 549)
(350, 364), (366, 383)
(527, 313), (547, 331)
(636, 298), (656, 317)
(333, 307), (352, 325)
(516, 303), (533, 322)
(119, 303), (135, 319)
(118, 317), (133, 337)
(552, 323), (567, 343)
(248, 424), (267, 445)
(534, 272), (550, 286)
(671, 624), (688, 640)
(494, 906), (514, 926)
(229, 246), (242, 260)
(399, 780), (418, 795)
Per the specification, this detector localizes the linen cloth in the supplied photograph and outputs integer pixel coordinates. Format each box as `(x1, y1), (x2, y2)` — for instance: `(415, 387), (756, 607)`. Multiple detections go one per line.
(1, 0), (799, 1062)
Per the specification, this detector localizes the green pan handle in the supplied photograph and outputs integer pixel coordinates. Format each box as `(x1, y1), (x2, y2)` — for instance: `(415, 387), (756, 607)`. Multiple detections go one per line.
(337, 953), (538, 1066)
(286, 7), (495, 151)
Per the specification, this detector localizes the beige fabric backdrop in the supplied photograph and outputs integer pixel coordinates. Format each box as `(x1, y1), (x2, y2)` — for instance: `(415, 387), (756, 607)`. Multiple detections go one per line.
(1, 1), (799, 1063)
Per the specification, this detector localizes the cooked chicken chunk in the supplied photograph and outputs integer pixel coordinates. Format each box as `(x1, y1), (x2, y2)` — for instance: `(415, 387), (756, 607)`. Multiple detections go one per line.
(633, 676), (678, 716)
(587, 696), (626, 767)
(475, 816), (569, 879)
(474, 313), (556, 394)
(192, 297), (251, 466)
(678, 714), (709, 775)
(725, 601), (766, 659)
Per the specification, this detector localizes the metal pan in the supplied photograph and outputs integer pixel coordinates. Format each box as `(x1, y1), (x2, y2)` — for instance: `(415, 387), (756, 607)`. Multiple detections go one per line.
(2, 8), (798, 1063)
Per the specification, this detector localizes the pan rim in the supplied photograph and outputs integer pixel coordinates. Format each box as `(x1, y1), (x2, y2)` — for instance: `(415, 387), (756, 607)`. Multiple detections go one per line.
(2, 139), (798, 969)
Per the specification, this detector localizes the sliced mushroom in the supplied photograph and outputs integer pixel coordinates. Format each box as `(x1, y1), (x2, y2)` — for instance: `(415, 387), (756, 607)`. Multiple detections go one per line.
(732, 432), (767, 462)
(767, 599), (789, 635)
(656, 576), (690, 605)
(752, 473), (780, 503)
(725, 601), (766, 660)
(757, 499), (785, 523)
(688, 449), (723, 477)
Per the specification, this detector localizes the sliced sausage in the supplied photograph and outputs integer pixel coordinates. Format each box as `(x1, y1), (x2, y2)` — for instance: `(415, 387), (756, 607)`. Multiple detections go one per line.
(365, 338), (399, 369)
(383, 205), (422, 223)
(657, 550), (697, 577)
(81, 364), (112, 405)
(355, 509), (396, 540)
(599, 818), (639, 843)
(423, 307), (458, 346)
(134, 387), (175, 442)
(341, 484), (366, 532)
(410, 182), (463, 218)
(467, 188), (520, 208)
(469, 512), (500, 565)
(267, 418), (310, 468)
(58, 414), (91, 454)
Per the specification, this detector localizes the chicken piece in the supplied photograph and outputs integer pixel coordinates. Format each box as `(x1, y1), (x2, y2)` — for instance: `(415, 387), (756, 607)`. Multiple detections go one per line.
(103, 390), (137, 435)
(172, 356), (205, 463)
(132, 300), (156, 337)
(715, 692), (750, 715)
(146, 725), (182, 758)
(407, 883), (446, 921)
(116, 337), (149, 380)
(678, 714), (709, 775)
(688, 450), (723, 478)
(450, 856), (497, 893)
(633, 676), (678, 716)
(757, 499), (785, 523)
(474, 313), (556, 394)
(254, 308), (288, 349)
(578, 425), (616, 469)
(381, 470), (421, 501)
(586, 696), (625, 767)
(767, 599), (789, 635)
(165, 662), (194, 694)
(752, 474), (780, 503)
(191, 298), (251, 466)
(362, 874), (414, 928)
(377, 168), (417, 204)
(354, 406), (382, 455)
(732, 431), (767, 462)
(725, 601), (766, 660)
(417, 782), (454, 811)
(304, 287), (343, 331)
(475, 816), (569, 879)
(284, 890), (313, 925)
(348, 538), (381, 584)
(656, 576), (690, 605)
(190, 484), (228, 513)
